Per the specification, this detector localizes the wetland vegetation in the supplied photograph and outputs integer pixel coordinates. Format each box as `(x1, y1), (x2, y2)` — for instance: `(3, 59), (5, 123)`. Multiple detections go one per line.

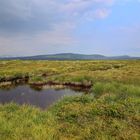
(0, 60), (140, 140)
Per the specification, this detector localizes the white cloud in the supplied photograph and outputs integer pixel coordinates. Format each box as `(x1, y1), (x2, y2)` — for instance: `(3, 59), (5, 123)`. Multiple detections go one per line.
(0, 0), (117, 56)
(59, 0), (114, 17)
(0, 21), (78, 56)
(84, 8), (110, 20)
(33, 22), (77, 46)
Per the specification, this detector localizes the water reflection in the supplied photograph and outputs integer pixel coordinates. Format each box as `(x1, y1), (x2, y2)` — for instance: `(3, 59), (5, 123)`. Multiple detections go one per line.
(0, 85), (83, 109)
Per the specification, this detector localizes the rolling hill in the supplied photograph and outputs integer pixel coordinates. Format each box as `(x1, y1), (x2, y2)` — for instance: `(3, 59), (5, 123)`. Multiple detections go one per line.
(0, 53), (139, 60)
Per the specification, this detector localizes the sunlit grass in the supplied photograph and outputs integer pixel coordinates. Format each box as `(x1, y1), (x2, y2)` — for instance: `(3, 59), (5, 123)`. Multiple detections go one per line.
(0, 60), (140, 85)
(92, 82), (140, 98)
(0, 60), (140, 139)
(0, 103), (58, 140)
(0, 95), (139, 140)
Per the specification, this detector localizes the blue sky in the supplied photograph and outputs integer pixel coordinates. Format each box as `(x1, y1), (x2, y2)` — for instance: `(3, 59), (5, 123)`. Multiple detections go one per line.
(0, 0), (140, 56)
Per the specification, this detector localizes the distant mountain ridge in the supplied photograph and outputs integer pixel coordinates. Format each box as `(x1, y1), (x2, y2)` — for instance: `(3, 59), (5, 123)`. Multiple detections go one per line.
(0, 53), (139, 60)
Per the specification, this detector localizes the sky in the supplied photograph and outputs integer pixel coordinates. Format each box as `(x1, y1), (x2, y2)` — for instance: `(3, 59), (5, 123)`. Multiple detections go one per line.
(0, 0), (140, 57)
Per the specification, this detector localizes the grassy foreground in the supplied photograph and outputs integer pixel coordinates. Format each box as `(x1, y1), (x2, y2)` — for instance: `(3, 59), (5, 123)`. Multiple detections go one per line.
(0, 94), (139, 140)
(0, 60), (140, 139)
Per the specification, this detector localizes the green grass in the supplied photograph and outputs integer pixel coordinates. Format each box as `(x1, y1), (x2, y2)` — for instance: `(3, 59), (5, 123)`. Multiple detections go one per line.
(52, 95), (140, 140)
(0, 60), (140, 139)
(0, 60), (140, 85)
(92, 82), (140, 98)
(0, 104), (58, 140)
(0, 95), (139, 140)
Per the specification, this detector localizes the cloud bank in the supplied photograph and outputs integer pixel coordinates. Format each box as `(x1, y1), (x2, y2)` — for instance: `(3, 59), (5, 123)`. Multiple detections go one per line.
(0, 0), (139, 56)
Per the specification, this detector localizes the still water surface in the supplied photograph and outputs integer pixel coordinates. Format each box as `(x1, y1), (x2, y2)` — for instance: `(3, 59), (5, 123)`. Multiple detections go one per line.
(0, 85), (83, 109)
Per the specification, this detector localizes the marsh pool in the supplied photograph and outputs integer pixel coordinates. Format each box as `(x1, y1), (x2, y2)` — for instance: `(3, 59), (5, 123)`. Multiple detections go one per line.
(0, 85), (83, 109)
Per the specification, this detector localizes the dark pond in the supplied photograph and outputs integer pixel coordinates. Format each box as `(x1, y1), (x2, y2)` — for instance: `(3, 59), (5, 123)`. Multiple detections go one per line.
(0, 85), (84, 109)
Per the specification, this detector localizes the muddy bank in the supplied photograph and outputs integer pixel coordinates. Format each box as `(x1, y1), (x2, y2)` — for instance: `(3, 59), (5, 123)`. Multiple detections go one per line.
(0, 76), (29, 83)
(0, 76), (92, 91)
(0, 76), (29, 88)
(29, 81), (92, 90)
